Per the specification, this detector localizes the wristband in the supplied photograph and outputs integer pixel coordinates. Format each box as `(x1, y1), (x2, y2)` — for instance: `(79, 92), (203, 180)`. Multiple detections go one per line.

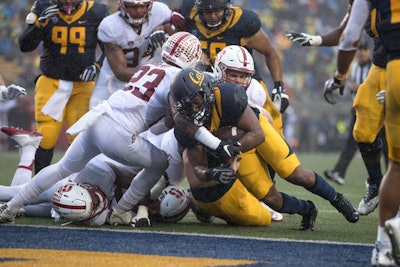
(312, 35), (322, 46)
(334, 70), (348, 80)
(194, 126), (221, 150)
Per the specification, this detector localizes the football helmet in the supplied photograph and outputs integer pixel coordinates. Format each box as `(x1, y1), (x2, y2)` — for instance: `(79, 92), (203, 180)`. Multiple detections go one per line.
(170, 68), (215, 126)
(214, 45), (255, 88)
(57, 0), (83, 15)
(52, 182), (109, 222)
(161, 32), (203, 69)
(195, 0), (231, 30)
(119, 0), (153, 28)
(158, 186), (190, 223)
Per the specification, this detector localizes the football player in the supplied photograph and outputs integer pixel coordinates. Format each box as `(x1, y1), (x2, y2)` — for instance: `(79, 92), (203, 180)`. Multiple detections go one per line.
(0, 126), (189, 226)
(211, 46), (359, 225)
(170, 68), (359, 230)
(89, 0), (178, 108)
(0, 73), (26, 101)
(287, 0), (386, 217)
(326, 0), (400, 265)
(0, 32), (203, 226)
(178, 0), (288, 138)
(19, 0), (109, 174)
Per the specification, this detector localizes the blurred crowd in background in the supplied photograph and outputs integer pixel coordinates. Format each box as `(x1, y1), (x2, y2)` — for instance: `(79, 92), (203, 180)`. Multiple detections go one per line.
(0, 0), (355, 152)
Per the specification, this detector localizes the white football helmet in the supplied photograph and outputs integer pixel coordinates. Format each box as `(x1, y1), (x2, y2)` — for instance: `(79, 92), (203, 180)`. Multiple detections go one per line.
(52, 182), (109, 222)
(158, 185), (191, 223)
(161, 32), (203, 69)
(214, 45), (255, 88)
(119, 0), (153, 28)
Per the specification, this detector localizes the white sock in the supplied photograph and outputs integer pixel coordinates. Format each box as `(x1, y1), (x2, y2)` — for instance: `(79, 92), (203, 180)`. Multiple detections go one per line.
(377, 226), (391, 243)
(10, 145), (36, 186)
(0, 184), (24, 202)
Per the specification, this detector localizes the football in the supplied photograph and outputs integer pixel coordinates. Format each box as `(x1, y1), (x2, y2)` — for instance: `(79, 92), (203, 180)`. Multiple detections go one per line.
(213, 126), (245, 141)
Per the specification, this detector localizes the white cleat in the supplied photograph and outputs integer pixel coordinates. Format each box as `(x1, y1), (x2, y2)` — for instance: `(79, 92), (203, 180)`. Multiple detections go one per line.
(385, 217), (400, 266)
(1, 126), (43, 148)
(358, 182), (379, 215)
(261, 202), (284, 222)
(371, 241), (396, 266)
(108, 207), (133, 226)
(0, 204), (16, 224)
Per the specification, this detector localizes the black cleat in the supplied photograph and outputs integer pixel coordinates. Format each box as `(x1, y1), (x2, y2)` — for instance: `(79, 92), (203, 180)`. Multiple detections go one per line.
(300, 201), (318, 231)
(330, 193), (359, 223)
(190, 197), (214, 223)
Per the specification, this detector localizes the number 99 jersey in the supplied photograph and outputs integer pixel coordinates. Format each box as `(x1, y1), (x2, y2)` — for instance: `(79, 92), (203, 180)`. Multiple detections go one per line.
(19, 1), (109, 81)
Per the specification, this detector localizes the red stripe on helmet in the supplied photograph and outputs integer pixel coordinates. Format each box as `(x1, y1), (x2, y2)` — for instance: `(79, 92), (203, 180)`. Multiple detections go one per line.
(239, 46), (247, 67)
(53, 202), (86, 210)
(170, 33), (191, 56)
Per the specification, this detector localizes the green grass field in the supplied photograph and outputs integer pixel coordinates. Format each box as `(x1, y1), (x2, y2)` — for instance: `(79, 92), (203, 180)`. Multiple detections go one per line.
(0, 150), (379, 245)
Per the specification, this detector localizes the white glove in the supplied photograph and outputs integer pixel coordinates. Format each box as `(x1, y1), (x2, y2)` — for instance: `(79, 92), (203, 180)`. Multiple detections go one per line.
(38, 5), (59, 23)
(376, 90), (385, 105)
(80, 64), (99, 82)
(0, 84), (27, 100)
(286, 32), (322, 46)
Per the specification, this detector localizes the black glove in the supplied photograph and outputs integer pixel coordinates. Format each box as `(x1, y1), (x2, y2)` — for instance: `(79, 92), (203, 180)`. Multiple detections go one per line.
(215, 140), (241, 162)
(170, 10), (187, 31)
(149, 30), (167, 48)
(38, 4), (59, 23)
(80, 64), (100, 82)
(271, 81), (289, 113)
(323, 76), (346, 105)
(205, 165), (236, 184)
(1, 85), (27, 100)
(31, 0), (53, 15)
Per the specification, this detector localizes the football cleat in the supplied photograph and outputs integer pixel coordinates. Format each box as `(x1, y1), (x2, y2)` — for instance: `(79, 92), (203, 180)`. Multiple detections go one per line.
(1, 126), (42, 148)
(324, 170), (345, 185)
(190, 196), (215, 223)
(330, 193), (359, 223)
(108, 207), (133, 226)
(371, 241), (396, 266)
(358, 181), (379, 215)
(299, 201), (318, 231)
(131, 205), (151, 228)
(385, 217), (400, 266)
(0, 204), (16, 224)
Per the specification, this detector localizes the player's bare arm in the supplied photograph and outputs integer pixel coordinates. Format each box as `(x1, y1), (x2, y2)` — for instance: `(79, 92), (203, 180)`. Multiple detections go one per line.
(104, 42), (137, 82)
(243, 30), (283, 83)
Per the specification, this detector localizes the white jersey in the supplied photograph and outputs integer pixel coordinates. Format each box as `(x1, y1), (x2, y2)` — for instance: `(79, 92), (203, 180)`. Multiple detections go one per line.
(246, 79), (267, 107)
(90, 2), (172, 108)
(101, 62), (180, 134)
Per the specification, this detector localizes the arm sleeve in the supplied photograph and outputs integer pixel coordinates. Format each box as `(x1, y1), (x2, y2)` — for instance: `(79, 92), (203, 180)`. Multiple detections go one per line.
(19, 25), (43, 52)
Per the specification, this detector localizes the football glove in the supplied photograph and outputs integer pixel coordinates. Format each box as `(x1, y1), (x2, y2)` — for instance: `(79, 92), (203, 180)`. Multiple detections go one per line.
(0, 85), (27, 100)
(215, 140), (241, 162)
(80, 64), (100, 82)
(271, 81), (289, 113)
(30, 0), (53, 15)
(38, 4), (59, 23)
(323, 76), (346, 105)
(149, 30), (167, 48)
(286, 32), (322, 46)
(205, 165), (236, 184)
(170, 10), (187, 31)
(376, 90), (385, 105)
